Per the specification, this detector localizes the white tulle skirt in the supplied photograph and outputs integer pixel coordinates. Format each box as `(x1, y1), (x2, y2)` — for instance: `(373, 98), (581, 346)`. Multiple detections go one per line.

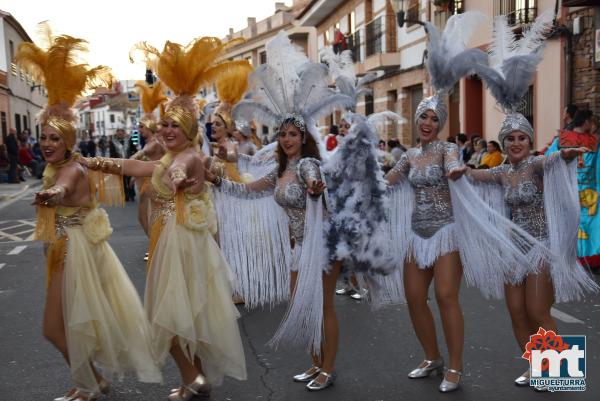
(62, 225), (161, 393)
(145, 216), (247, 385)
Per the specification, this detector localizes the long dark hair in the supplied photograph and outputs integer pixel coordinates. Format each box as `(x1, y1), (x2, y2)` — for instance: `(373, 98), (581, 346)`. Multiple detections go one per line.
(276, 125), (321, 177)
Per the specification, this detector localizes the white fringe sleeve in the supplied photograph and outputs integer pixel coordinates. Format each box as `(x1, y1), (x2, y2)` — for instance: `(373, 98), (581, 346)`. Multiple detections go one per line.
(449, 177), (552, 299)
(268, 195), (329, 355)
(543, 153), (599, 302)
(212, 178), (292, 308)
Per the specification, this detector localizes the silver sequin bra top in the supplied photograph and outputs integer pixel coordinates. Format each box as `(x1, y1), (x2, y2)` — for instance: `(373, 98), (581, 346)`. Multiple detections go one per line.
(387, 140), (461, 238)
(273, 158), (321, 244)
(489, 154), (551, 240)
(219, 157), (321, 245)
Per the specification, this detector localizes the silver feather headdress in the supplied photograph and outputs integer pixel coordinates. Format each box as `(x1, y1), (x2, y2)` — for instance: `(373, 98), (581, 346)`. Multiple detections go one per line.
(474, 9), (554, 147)
(320, 47), (380, 112)
(417, 11), (488, 128)
(232, 31), (354, 144)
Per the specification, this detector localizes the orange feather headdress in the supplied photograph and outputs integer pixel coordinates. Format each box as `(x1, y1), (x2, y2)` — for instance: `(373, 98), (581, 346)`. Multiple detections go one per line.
(130, 37), (249, 142)
(214, 62), (253, 133)
(15, 23), (112, 150)
(135, 80), (167, 132)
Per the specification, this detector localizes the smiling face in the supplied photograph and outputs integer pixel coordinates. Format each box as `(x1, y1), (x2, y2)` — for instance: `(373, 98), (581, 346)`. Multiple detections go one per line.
(159, 117), (190, 151)
(277, 123), (302, 159)
(211, 114), (228, 142)
(40, 126), (67, 164)
(504, 131), (531, 163)
(416, 110), (440, 144)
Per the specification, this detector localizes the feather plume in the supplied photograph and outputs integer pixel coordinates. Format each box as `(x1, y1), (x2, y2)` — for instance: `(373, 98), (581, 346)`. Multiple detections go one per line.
(476, 10), (554, 112)
(215, 61), (253, 106)
(516, 9), (554, 56)
(15, 23), (112, 121)
(320, 47), (355, 82)
(130, 37), (246, 97)
(264, 31), (308, 112)
(489, 16), (517, 75)
(424, 11), (487, 93)
(135, 80), (167, 114)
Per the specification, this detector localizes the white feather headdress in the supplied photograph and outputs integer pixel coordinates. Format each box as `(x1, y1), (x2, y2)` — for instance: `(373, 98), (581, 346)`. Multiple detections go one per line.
(232, 32), (354, 141)
(474, 9), (554, 145)
(417, 11), (488, 127)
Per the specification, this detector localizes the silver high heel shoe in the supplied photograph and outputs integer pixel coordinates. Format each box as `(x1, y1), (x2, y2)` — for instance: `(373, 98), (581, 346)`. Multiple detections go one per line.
(407, 358), (444, 378)
(293, 366), (321, 382)
(168, 374), (211, 401)
(350, 288), (368, 300)
(53, 389), (80, 401)
(439, 368), (462, 393)
(306, 371), (336, 391)
(514, 369), (530, 386)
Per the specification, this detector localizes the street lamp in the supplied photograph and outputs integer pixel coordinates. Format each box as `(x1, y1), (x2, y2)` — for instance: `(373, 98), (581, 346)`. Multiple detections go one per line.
(390, 0), (427, 29)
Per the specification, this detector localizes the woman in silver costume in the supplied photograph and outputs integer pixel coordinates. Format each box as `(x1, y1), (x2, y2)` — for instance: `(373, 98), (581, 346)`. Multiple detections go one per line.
(209, 32), (359, 391)
(463, 115), (597, 388)
(209, 116), (335, 390)
(382, 12), (548, 393)
(459, 11), (599, 389)
(385, 96), (466, 393)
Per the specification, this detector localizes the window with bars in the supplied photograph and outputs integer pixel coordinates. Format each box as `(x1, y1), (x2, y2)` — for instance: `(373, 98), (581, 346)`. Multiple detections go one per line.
(365, 16), (383, 57)
(493, 0), (537, 26)
(406, 0), (419, 28)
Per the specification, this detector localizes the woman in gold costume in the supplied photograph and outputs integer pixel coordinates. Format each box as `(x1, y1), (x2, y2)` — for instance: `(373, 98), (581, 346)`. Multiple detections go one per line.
(208, 66), (252, 183)
(130, 81), (167, 249)
(16, 26), (161, 401)
(85, 38), (248, 401)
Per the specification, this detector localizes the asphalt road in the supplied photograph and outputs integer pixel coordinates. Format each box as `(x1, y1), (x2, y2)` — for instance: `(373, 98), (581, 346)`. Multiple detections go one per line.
(1, 196), (599, 401)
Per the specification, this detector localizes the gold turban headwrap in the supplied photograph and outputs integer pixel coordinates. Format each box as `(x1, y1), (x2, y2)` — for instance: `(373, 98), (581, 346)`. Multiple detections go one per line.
(15, 23), (112, 151)
(130, 37), (250, 143)
(135, 80), (167, 133)
(214, 63), (253, 134)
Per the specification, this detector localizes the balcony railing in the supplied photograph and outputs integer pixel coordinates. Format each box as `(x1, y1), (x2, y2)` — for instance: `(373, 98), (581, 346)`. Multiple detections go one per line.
(10, 63), (17, 76)
(346, 31), (361, 62)
(493, 0), (537, 26)
(365, 16), (383, 57)
(434, 0), (464, 29)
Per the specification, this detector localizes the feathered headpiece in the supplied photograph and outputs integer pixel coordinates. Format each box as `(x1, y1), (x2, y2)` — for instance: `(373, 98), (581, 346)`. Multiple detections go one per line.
(232, 31), (354, 143)
(320, 47), (380, 113)
(417, 12), (487, 128)
(213, 62), (253, 133)
(474, 10), (554, 147)
(15, 23), (112, 150)
(135, 80), (167, 132)
(130, 37), (247, 142)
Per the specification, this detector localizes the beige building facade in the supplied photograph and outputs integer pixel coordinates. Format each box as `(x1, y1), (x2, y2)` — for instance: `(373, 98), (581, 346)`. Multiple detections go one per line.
(0, 11), (47, 144)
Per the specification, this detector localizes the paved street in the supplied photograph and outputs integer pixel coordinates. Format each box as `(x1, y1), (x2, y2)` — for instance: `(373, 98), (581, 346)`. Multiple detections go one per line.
(1, 196), (599, 401)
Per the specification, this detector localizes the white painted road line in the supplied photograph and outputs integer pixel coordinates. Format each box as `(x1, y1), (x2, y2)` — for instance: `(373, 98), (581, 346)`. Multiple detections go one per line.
(7, 245), (27, 255)
(0, 263), (5, 270)
(551, 307), (585, 324)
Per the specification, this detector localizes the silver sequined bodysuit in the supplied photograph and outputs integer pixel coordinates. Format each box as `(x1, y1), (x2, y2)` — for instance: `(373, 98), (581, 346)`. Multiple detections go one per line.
(488, 155), (550, 240)
(221, 157), (321, 245)
(387, 140), (461, 238)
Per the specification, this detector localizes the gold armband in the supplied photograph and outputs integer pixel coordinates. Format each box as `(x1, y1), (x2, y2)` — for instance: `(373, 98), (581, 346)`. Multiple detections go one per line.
(88, 157), (123, 175)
